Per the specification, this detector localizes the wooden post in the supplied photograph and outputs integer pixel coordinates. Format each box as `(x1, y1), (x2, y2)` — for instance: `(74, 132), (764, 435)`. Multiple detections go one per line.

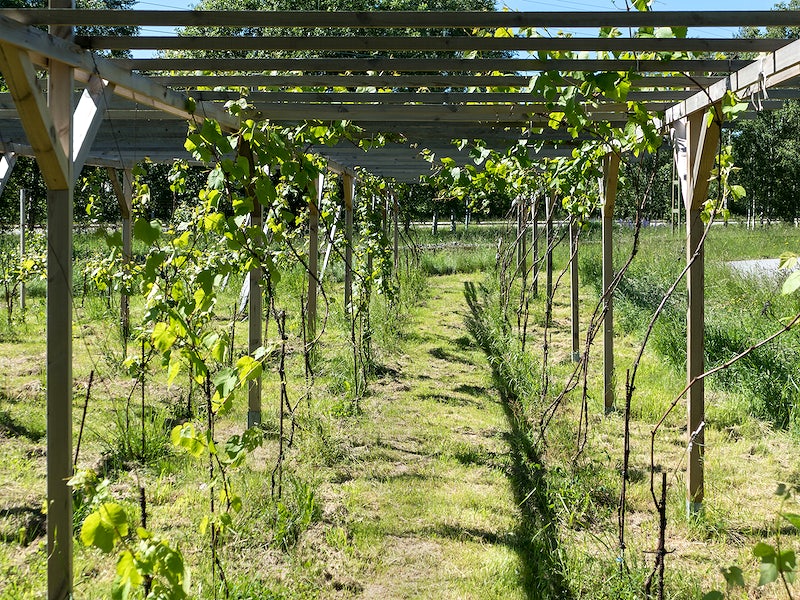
(516, 196), (527, 271)
(48, 6), (74, 597)
(19, 188), (26, 311)
(393, 189), (399, 273)
(675, 107), (721, 517)
(601, 153), (620, 412)
(107, 167), (132, 349)
(545, 191), (556, 304)
(343, 173), (354, 310)
(248, 193), (263, 428)
(307, 173), (322, 345)
(0, 19), (77, 595)
(531, 194), (539, 297)
(121, 170), (132, 346)
(569, 218), (580, 362)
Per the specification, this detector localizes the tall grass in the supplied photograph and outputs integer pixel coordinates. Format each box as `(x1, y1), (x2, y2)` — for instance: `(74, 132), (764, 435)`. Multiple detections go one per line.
(580, 225), (800, 429)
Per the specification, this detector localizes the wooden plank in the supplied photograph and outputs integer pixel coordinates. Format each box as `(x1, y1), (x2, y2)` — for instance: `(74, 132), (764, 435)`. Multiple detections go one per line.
(77, 34), (792, 53)
(600, 152), (620, 413)
(72, 75), (114, 182)
(0, 151), (15, 196)
(118, 56), (749, 73)
(0, 43), (69, 188)
(95, 90), (694, 105)
(9, 9), (800, 29)
(679, 108), (721, 517)
(666, 37), (800, 123)
(0, 15), (238, 131)
(46, 4), (74, 597)
(148, 74), (723, 89)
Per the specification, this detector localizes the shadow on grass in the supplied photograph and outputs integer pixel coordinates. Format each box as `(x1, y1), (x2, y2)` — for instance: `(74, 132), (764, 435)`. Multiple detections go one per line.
(463, 280), (573, 600)
(0, 408), (45, 441)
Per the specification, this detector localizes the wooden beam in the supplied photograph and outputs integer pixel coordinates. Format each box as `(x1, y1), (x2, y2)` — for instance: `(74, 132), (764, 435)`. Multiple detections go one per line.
(676, 108), (722, 517)
(72, 75), (115, 182)
(9, 9), (800, 29)
(46, 2), (74, 597)
(0, 151), (15, 196)
(0, 15), (238, 131)
(148, 74), (723, 90)
(666, 37), (800, 123)
(118, 56), (748, 74)
(600, 152), (620, 413)
(77, 34), (791, 54)
(0, 43), (69, 188)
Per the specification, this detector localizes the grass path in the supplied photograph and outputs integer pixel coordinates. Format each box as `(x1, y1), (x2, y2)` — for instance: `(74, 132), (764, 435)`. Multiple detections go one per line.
(317, 274), (530, 599)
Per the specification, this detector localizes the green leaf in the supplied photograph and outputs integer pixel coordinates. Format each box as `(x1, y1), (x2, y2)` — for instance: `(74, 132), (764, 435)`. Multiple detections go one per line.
(779, 549), (797, 583)
(133, 218), (161, 245)
(171, 423), (205, 458)
(783, 512), (800, 530)
(213, 367), (238, 400)
(759, 560), (779, 586)
(236, 355), (262, 385)
(782, 270), (800, 295)
(753, 541), (777, 558)
(81, 503), (129, 553)
(721, 565), (745, 588)
(701, 592), (724, 600)
(151, 322), (177, 354)
(207, 166), (226, 191)
(779, 253), (798, 271)
(113, 549), (143, 600)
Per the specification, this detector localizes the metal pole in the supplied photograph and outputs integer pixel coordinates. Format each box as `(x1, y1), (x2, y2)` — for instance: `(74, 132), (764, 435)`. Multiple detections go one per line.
(569, 219), (580, 362)
(19, 188), (26, 311)
(545, 192), (555, 304)
(247, 191), (262, 428)
(307, 173), (322, 345)
(343, 173), (354, 310)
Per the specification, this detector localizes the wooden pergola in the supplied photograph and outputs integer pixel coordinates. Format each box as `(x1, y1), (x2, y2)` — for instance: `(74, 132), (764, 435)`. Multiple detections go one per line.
(2, 5), (800, 598)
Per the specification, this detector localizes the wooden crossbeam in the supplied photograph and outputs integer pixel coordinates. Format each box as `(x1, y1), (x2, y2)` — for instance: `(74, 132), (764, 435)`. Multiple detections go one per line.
(0, 42), (70, 188)
(8, 9), (800, 29)
(76, 34), (791, 54)
(666, 36), (800, 123)
(118, 56), (749, 73)
(72, 75), (115, 182)
(0, 15), (239, 131)
(148, 74), (723, 89)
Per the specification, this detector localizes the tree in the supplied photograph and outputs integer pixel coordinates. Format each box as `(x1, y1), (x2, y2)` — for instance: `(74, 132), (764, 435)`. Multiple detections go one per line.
(731, 0), (800, 222)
